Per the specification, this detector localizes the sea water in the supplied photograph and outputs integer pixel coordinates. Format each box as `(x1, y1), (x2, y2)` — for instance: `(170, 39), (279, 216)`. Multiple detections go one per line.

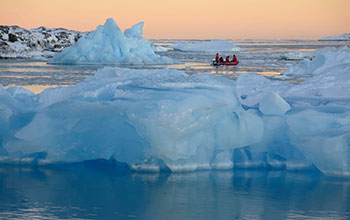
(0, 166), (349, 220)
(0, 40), (350, 219)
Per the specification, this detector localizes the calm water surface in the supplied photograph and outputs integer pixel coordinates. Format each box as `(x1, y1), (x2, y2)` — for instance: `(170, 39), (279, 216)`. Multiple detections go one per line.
(0, 167), (349, 220)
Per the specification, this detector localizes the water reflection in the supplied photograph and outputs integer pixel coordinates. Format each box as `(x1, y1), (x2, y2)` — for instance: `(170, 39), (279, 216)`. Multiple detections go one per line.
(0, 166), (349, 220)
(4, 85), (68, 94)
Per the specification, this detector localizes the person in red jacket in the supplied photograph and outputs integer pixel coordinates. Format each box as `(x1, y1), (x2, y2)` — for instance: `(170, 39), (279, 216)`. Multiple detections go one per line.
(215, 53), (219, 63)
(225, 56), (230, 62)
(232, 55), (238, 62)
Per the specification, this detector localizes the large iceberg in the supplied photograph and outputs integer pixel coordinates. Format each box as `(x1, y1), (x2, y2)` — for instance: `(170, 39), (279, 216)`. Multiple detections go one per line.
(171, 40), (241, 52)
(0, 67), (263, 171)
(1, 46), (350, 176)
(52, 18), (173, 64)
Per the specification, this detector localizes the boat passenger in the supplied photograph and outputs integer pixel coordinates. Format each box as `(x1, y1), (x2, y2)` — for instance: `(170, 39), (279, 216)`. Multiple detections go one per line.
(232, 55), (238, 62)
(215, 53), (219, 62)
(225, 56), (230, 62)
(219, 57), (224, 63)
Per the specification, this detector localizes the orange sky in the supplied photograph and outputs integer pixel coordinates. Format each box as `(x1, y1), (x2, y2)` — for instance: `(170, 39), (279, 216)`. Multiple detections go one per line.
(0, 0), (349, 39)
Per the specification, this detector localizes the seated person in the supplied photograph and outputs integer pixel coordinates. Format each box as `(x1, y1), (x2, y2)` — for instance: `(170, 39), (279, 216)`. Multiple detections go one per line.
(225, 56), (230, 62)
(232, 55), (238, 62)
(219, 57), (224, 63)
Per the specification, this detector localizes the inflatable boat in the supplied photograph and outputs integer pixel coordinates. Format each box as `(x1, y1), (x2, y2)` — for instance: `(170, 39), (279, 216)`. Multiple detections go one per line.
(212, 60), (239, 66)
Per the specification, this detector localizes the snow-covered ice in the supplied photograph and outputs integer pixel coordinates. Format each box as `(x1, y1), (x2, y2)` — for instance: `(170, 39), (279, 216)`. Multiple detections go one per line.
(171, 40), (241, 52)
(52, 18), (173, 64)
(0, 25), (87, 59)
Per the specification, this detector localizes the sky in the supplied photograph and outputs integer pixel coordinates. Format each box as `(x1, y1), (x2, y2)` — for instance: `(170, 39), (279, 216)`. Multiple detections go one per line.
(0, 0), (349, 39)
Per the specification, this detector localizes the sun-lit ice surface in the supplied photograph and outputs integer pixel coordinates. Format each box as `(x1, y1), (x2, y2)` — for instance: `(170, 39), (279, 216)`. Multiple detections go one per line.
(0, 46), (349, 176)
(171, 40), (241, 52)
(52, 18), (173, 64)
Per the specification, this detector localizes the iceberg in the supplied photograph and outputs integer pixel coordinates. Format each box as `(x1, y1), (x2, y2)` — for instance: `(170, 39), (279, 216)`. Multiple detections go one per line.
(1, 47), (350, 176)
(171, 40), (241, 52)
(0, 67), (263, 172)
(52, 18), (173, 64)
(319, 33), (350, 41)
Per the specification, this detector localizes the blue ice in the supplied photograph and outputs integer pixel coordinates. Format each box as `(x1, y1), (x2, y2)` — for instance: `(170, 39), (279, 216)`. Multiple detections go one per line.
(1, 45), (350, 177)
(52, 18), (173, 64)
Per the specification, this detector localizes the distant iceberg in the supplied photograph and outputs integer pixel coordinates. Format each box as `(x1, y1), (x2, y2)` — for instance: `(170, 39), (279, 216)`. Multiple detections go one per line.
(171, 40), (241, 52)
(319, 33), (350, 41)
(52, 18), (173, 64)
